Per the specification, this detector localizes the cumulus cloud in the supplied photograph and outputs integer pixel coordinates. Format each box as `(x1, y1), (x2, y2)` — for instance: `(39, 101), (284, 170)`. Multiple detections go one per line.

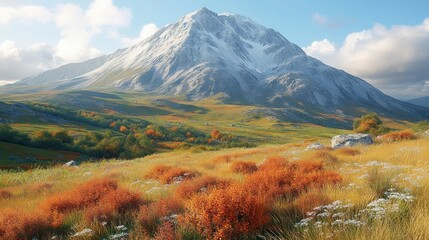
(0, 0), (135, 81)
(85, 0), (131, 30)
(0, 40), (55, 81)
(304, 19), (429, 99)
(0, 5), (52, 25)
(121, 23), (159, 46)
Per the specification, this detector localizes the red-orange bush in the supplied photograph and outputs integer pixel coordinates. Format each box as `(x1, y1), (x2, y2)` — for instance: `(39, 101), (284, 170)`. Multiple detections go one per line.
(41, 178), (144, 225)
(153, 221), (177, 240)
(231, 161), (258, 174)
(145, 165), (199, 184)
(0, 189), (13, 199)
(119, 126), (128, 132)
(84, 188), (143, 222)
(138, 198), (183, 235)
(181, 184), (268, 240)
(378, 129), (416, 142)
(42, 178), (118, 213)
(0, 209), (51, 240)
(174, 176), (232, 200)
(211, 129), (222, 140)
(243, 158), (342, 202)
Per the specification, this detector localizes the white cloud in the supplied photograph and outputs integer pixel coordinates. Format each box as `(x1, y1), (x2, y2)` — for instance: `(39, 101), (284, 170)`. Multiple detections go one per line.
(304, 19), (429, 99)
(0, 40), (55, 80)
(85, 0), (131, 30)
(0, 5), (52, 25)
(121, 23), (159, 46)
(0, 0), (136, 81)
(303, 39), (335, 57)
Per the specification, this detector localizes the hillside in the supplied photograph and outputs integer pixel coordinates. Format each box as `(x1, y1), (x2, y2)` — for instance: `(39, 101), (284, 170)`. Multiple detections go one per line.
(407, 96), (429, 108)
(1, 135), (428, 239)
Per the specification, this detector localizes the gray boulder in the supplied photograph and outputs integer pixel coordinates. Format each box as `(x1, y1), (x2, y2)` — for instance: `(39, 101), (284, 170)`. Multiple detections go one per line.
(63, 160), (78, 167)
(331, 134), (373, 148)
(306, 143), (325, 150)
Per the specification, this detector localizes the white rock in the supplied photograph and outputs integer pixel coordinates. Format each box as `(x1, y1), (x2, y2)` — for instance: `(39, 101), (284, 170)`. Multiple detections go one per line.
(305, 143), (325, 150)
(63, 160), (78, 167)
(331, 134), (373, 149)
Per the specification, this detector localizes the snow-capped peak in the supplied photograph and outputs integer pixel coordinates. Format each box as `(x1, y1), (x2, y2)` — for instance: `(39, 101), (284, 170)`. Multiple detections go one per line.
(10, 8), (429, 122)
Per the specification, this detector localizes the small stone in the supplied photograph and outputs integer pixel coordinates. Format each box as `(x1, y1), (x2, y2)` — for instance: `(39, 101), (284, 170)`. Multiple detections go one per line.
(63, 160), (78, 167)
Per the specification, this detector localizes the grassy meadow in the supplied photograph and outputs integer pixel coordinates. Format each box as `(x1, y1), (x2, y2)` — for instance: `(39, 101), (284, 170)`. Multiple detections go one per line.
(1, 134), (428, 239)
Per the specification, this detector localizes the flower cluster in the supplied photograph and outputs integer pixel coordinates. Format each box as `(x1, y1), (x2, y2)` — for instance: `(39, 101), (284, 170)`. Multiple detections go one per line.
(295, 188), (414, 232)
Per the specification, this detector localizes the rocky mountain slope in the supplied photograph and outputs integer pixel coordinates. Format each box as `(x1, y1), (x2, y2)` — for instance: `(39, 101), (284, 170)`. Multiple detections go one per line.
(5, 8), (429, 121)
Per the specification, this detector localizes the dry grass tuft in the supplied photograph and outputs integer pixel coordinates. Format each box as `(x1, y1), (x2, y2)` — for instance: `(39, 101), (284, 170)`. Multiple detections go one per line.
(0, 189), (13, 199)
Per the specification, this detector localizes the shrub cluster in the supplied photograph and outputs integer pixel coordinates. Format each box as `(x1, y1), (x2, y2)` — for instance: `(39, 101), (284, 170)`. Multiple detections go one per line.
(145, 165), (199, 184)
(377, 129), (416, 143)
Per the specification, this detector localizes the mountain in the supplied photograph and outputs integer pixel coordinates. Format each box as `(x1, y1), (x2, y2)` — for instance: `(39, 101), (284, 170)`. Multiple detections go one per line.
(406, 96), (429, 108)
(4, 8), (429, 122)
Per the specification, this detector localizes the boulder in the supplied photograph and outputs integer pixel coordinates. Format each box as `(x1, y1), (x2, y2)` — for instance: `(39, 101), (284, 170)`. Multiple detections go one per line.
(63, 160), (78, 167)
(331, 134), (373, 149)
(305, 143), (325, 150)
(423, 130), (429, 137)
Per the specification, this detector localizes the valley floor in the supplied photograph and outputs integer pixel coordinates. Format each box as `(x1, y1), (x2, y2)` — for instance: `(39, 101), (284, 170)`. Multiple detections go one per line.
(1, 136), (429, 239)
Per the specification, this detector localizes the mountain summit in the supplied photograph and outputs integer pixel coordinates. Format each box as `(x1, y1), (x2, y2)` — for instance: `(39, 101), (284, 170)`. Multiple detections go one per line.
(8, 8), (429, 121)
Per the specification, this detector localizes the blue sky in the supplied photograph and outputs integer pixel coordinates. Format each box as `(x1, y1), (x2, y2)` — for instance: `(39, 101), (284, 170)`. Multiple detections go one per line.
(0, 0), (428, 98)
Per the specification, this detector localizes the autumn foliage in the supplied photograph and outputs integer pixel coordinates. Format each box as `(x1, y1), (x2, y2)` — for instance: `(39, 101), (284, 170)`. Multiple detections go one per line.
(211, 129), (222, 140)
(231, 161), (258, 174)
(378, 129), (416, 143)
(0, 209), (51, 240)
(174, 176), (232, 200)
(181, 184), (269, 240)
(41, 178), (143, 224)
(145, 165), (199, 184)
(243, 156), (342, 201)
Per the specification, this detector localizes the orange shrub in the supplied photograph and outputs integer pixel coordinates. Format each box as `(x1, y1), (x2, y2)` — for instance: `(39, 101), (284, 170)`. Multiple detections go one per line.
(41, 178), (144, 225)
(211, 129), (222, 140)
(145, 165), (199, 184)
(0, 209), (51, 240)
(181, 184), (268, 239)
(0, 189), (13, 199)
(119, 126), (128, 132)
(145, 129), (163, 139)
(138, 198), (183, 235)
(84, 188), (143, 222)
(293, 191), (332, 215)
(174, 176), (232, 200)
(231, 161), (258, 174)
(42, 178), (118, 214)
(378, 129), (416, 142)
(243, 159), (342, 202)
(153, 221), (177, 240)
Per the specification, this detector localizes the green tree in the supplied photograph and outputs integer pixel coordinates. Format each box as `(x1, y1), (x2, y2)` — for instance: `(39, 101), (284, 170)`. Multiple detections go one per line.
(353, 113), (388, 136)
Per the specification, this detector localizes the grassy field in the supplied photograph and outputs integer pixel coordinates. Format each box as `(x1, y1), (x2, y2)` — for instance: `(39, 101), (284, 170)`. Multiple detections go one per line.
(1, 133), (428, 239)
(0, 141), (91, 169)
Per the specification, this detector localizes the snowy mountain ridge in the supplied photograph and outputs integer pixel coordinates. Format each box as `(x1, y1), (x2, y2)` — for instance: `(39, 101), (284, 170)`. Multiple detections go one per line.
(7, 7), (429, 121)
